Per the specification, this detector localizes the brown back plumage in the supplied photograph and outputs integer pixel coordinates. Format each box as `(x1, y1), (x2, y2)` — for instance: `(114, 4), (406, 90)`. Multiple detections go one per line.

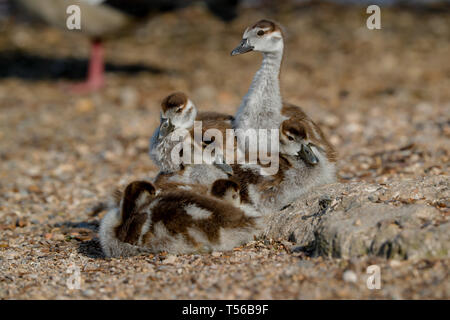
(197, 111), (234, 122)
(143, 190), (256, 246)
(282, 103), (337, 162)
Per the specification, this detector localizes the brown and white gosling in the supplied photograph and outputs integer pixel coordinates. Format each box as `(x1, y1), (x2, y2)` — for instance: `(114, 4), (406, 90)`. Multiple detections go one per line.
(219, 115), (336, 214)
(149, 92), (234, 185)
(99, 179), (262, 257)
(230, 19), (333, 157)
(247, 117), (337, 214)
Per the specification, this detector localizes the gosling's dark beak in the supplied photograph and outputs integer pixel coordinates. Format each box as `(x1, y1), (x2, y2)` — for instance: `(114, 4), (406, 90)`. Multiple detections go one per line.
(159, 118), (174, 139)
(231, 38), (254, 56)
(212, 153), (234, 175)
(214, 162), (234, 176)
(298, 144), (319, 165)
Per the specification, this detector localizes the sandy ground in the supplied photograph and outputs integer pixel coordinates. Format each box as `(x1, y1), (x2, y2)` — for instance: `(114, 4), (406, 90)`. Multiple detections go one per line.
(0, 4), (449, 299)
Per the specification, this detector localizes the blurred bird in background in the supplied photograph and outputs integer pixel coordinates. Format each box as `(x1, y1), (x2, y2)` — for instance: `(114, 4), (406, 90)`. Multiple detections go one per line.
(12, 0), (240, 92)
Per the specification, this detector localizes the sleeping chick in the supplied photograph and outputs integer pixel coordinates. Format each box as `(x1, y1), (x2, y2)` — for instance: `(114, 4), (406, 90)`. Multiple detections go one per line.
(252, 117), (337, 213)
(99, 179), (262, 257)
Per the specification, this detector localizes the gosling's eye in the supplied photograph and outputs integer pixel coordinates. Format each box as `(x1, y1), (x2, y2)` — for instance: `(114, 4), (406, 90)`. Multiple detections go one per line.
(232, 194), (238, 199)
(257, 30), (265, 36)
(288, 136), (294, 141)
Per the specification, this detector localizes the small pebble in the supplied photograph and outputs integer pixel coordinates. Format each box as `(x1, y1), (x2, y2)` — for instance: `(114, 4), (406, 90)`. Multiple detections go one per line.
(343, 270), (358, 283)
(81, 289), (95, 297)
(390, 260), (402, 268)
(162, 255), (177, 264)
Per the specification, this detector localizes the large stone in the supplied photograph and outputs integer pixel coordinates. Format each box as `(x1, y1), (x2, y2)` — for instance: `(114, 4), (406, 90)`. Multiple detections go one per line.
(264, 175), (449, 260)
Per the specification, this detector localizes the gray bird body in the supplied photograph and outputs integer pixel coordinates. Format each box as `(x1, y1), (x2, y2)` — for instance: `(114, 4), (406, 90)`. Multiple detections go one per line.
(16, 0), (133, 38)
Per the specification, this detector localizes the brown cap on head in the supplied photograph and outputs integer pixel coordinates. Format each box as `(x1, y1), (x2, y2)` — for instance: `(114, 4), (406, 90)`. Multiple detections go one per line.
(161, 92), (187, 113)
(121, 181), (155, 221)
(281, 118), (307, 140)
(211, 179), (240, 199)
(281, 116), (338, 163)
(251, 19), (283, 36)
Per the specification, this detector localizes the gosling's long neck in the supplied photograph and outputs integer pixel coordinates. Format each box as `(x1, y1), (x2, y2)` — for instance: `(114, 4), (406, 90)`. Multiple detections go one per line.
(235, 50), (284, 131)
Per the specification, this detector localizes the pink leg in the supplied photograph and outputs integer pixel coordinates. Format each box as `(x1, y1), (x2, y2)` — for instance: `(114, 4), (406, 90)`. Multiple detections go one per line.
(69, 40), (105, 93)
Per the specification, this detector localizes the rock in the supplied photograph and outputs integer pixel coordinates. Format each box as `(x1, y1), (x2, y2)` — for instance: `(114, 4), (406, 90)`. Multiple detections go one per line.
(53, 234), (65, 241)
(75, 99), (94, 113)
(27, 185), (41, 193)
(264, 176), (449, 260)
(389, 260), (402, 268)
(15, 218), (28, 228)
(119, 87), (139, 109)
(81, 289), (95, 297)
(342, 270), (358, 283)
(5, 251), (19, 260)
(162, 255), (177, 264)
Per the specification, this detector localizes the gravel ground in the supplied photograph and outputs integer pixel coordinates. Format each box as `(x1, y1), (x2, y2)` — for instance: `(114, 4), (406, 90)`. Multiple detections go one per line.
(0, 4), (449, 299)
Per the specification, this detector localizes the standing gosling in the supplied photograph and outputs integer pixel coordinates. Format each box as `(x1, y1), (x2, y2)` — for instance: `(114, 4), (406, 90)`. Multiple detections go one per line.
(231, 19), (332, 157)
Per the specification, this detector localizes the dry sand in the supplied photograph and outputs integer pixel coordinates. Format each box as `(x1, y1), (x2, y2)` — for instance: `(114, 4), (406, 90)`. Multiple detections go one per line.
(0, 4), (448, 299)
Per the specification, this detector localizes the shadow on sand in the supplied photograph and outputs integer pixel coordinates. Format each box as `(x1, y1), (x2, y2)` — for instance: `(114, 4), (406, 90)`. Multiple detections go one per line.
(57, 220), (106, 259)
(0, 49), (168, 81)
(78, 238), (105, 259)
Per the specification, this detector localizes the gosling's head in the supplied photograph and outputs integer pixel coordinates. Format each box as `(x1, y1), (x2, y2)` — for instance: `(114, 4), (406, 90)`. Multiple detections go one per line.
(210, 179), (241, 207)
(159, 92), (197, 137)
(99, 180), (156, 257)
(115, 181), (156, 245)
(280, 118), (319, 166)
(231, 19), (284, 56)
